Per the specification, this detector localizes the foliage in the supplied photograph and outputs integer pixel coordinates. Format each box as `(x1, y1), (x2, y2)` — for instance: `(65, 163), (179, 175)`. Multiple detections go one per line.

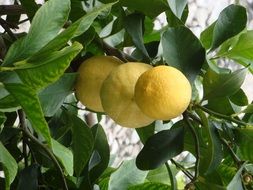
(0, 0), (253, 189)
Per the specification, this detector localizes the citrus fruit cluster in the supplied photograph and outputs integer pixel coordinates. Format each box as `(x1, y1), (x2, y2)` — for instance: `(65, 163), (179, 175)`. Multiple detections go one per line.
(75, 56), (192, 128)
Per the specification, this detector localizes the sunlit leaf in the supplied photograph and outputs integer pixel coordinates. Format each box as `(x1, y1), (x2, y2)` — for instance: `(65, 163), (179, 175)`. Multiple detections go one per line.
(4, 83), (52, 145)
(128, 182), (171, 190)
(3, 0), (71, 66)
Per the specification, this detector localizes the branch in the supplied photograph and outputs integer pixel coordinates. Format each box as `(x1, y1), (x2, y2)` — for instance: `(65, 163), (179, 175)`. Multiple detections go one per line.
(0, 18), (17, 41)
(0, 5), (26, 15)
(170, 159), (194, 180)
(183, 112), (200, 181)
(18, 110), (28, 167)
(195, 104), (248, 127)
(165, 162), (176, 190)
(21, 128), (69, 190)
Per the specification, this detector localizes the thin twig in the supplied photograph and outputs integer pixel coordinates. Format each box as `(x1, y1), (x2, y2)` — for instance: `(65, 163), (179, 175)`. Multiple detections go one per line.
(0, 5), (26, 15)
(220, 138), (242, 167)
(0, 18), (17, 41)
(21, 128), (69, 190)
(183, 112), (200, 181)
(165, 162), (176, 190)
(195, 104), (248, 127)
(18, 110), (28, 167)
(170, 159), (194, 180)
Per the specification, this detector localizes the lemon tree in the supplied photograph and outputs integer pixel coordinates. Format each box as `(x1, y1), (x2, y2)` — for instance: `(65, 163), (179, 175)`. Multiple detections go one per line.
(0, 0), (253, 189)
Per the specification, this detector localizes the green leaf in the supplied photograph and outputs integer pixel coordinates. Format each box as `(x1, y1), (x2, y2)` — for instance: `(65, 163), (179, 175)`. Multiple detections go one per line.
(206, 97), (235, 115)
(229, 89), (248, 106)
(200, 22), (216, 50)
(226, 163), (246, 190)
(0, 112), (6, 129)
(15, 42), (82, 90)
(211, 4), (247, 50)
(89, 125), (110, 183)
(135, 122), (155, 144)
(161, 26), (205, 83)
(128, 182), (171, 190)
(30, 2), (116, 58)
(124, 13), (150, 61)
(100, 0), (168, 18)
(66, 112), (94, 176)
(203, 67), (246, 100)
(17, 164), (39, 190)
(219, 31), (253, 65)
(195, 110), (223, 175)
(167, 0), (187, 19)
(109, 159), (148, 190)
(0, 142), (18, 190)
(0, 95), (20, 112)
(39, 73), (77, 117)
(5, 83), (51, 145)
(146, 165), (171, 185)
(242, 104), (253, 114)
(3, 0), (71, 66)
(51, 139), (73, 176)
(136, 126), (184, 170)
(19, 0), (39, 21)
(235, 127), (253, 161)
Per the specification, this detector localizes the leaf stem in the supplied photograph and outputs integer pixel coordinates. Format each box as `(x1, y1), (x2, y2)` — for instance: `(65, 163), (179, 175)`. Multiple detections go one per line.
(170, 159), (194, 180)
(195, 104), (248, 126)
(183, 113), (200, 181)
(165, 162), (176, 190)
(21, 128), (68, 190)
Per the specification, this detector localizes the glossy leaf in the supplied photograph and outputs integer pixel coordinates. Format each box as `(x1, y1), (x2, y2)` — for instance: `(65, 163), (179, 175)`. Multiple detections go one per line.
(89, 125), (110, 183)
(136, 127), (184, 170)
(235, 127), (253, 161)
(67, 112), (94, 176)
(128, 182), (171, 190)
(211, 4), (247, 50)
(124, 13), (150, 61)
(167, 0), (187, 19)
(39, 73), (77, 117)
(15, 42), (82, 91)
(206, 97), (235, 115)
(4, 83), (52, 145)
(226, 163), (246, 190)
(17, 164), (39, 190)
(52, 139), (73, 176)
(146, 165), (171, 185)
(3, 0), (71, 66)
(109, 159), (148, 190)
(162, 26), (205, 83)
(200, 22), (216, 49)
(0, 112), (6, 128)
(30, 2), (116, 58)
(242, 104), (253, 114)
(0, 142), (18, 190)
(229, 88), (248, 106)
(135, 122), (155, 144)
(203, 67), (246, 100)
(0, 95), (20, 112)
(219, 31), (253, 65)
(100, 0), (168, 18)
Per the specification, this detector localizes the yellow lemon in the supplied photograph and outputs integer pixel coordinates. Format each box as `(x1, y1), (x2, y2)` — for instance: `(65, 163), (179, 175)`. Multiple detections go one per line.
(134, 65), (192, 120)
(100, 62), (154, 128)
(75, 56), (123, 112)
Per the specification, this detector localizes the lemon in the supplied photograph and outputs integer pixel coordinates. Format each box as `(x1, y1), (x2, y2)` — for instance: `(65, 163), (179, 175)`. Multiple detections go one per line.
(134, 65), (192, 120)
(75, 56), (123, 112)
(100, 62), (154, 128)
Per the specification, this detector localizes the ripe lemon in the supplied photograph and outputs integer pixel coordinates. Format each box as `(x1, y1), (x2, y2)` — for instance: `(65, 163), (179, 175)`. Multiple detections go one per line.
(134, 65), (192, 120)
(100, 62), (154, 128)
(75, 56), (123, 112)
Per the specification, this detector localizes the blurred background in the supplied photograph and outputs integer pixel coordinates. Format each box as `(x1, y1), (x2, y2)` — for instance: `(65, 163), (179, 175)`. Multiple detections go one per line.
(1, 0), (253, 167)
